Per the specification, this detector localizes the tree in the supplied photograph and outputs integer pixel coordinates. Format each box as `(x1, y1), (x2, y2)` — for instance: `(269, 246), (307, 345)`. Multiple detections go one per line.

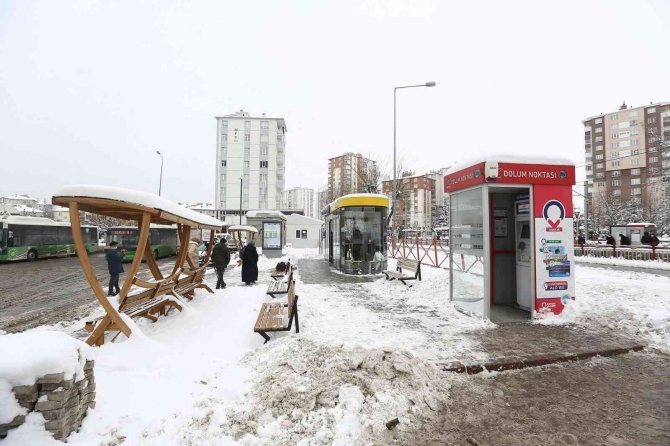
(434, 196), (449, 228)
(356, 160), (385, 194)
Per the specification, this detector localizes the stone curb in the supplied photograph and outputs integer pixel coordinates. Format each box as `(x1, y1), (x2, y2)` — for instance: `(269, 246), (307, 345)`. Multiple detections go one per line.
(440, 344), (646, 374)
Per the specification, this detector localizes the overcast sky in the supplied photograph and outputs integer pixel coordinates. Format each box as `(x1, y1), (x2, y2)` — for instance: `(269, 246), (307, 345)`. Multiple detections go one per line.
(1, 0), (669, 206)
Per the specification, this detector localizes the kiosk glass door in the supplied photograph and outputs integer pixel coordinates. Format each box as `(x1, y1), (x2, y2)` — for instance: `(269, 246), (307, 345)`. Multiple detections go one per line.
(450, 187), (487, 318)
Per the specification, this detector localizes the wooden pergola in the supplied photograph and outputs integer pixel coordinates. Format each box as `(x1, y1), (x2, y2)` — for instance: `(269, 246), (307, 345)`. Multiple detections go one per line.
(53, 186), (224, 346)
(228, 225), (259, 252)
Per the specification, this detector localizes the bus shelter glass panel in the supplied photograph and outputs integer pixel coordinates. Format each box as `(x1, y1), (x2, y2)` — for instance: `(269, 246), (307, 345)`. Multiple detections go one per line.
(450, 188), (487, 318)
(339, 207), (387, 274)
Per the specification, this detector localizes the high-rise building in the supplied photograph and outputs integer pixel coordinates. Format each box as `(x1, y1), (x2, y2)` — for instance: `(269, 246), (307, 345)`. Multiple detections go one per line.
(283, 187), (316, 218)
(327, 153), (377, 202)
(582, 101), (669, 224)
(382, 173), (436, 230)
(214, 110), (287, 222)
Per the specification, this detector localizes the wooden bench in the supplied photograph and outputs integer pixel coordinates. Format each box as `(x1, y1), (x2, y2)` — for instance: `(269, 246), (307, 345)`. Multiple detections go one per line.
(382, 258), (422, 286)
(84, 276), (182, 338)
(267, 270), (293, 298)
(173, 266), (213, 299)
(254, 279), (299, 343)
(270, 261), (291, 281)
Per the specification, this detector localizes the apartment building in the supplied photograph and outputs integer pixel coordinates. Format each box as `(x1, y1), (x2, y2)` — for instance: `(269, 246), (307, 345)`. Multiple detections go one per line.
(381, 173), (436, 229)
(327, 153), (377, 202)
(214, 110), (287, 222)
(583, 101), (669, 219)
(283, 187), (316, 218)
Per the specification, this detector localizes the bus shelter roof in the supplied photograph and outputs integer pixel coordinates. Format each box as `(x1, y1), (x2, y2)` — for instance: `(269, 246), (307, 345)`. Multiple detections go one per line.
(228, 225), (259, 233)
(52, 185), (224, 230)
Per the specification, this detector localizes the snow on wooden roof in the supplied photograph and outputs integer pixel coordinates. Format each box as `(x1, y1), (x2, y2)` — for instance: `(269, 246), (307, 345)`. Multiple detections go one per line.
(228, 225), (259, 233)
(52, 185), (224, 229)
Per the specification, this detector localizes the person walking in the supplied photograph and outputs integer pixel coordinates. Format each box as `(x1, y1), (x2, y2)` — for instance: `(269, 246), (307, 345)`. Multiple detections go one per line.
(105, 241), (124, 296)
(241, 239), (259, 285)
(187, 237), (201, 269)
(211, 237), (231, 289)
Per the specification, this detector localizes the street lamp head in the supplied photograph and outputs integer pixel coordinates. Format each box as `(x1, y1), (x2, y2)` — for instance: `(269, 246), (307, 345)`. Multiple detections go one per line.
(156, 150), (162, 156)
(425, 81), (436, 87)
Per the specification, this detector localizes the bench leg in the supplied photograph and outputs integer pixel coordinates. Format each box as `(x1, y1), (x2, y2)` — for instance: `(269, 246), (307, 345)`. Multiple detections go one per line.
(258, 331), (270, 344)
(294, 308), (299, 334)
(197, 283), (215, 294)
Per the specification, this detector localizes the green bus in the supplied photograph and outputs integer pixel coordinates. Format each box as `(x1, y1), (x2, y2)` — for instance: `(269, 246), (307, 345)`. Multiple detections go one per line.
(0, 215), (99, 262)
(106, 225), (178, 262)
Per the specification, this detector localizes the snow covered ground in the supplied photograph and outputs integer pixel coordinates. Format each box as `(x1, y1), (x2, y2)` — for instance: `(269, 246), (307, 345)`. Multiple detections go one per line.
(576, 255), (670, 271)
(2, 248), (670, 444)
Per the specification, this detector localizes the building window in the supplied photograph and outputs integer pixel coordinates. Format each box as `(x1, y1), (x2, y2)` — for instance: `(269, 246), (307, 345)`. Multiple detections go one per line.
(649, 156), (659, 163)
(301, 230), (307, 239)
(630, 168), (640, 175)
(648, 107), (657, 113)
(632, 188), (641, 195)
(260, 161), (269, 168)
(295, 230), (301, 238)
(260, 145), (268, 156)
(221, 160), (227, 167)
(610, 113), (618, 120)
(244, 121), (251, 131)
(611, 151), (619, 158)
(612, 179), (621, 187)
(612, 189), (621, 196)
(611, 170), (621, 177)
(630, 120), (638, 126)
(649, 146), (657, 153)
(277, 132), (283, 142)
(260, 134), (269, 143)
(221, 134), (227, 142)
(596, 172), (605, 179)
(611, 133), (618, 139)
(611, 142), (619, 149)
(596, 145), (603, 151)
(244, 134), (250, 142)
(631, 139), (639, 146)
(631, 178), (641, 185)
(648, 117), (657, 124)
(595, 118), (602, 124)
(631, 158), (640, 166)
(595, 154), (604, 160)
(611, 160), (620, 167)
(595, 127), (603, 133)
(260, 121), (269, 130)
(595, 163), (604, 169)
(595, 136), (603, 142)
(628, 110), (638, 118)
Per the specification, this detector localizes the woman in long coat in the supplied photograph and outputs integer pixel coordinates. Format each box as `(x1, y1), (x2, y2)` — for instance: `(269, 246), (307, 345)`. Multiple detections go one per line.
(241, 240), (259, 285)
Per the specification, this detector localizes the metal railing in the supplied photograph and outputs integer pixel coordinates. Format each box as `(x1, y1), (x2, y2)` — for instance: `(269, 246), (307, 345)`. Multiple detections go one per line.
(574, 245), (670, 262)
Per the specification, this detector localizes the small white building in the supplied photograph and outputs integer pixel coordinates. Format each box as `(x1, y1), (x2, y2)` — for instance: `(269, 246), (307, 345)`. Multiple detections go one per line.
(286, 213), (323, 249)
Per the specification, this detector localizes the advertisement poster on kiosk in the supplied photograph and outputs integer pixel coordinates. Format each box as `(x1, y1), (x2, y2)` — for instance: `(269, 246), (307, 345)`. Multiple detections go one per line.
(533, 185), (575, 315)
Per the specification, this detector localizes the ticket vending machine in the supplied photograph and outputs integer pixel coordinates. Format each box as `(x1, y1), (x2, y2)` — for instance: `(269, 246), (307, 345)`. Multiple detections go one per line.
(515, 198), (533, 311)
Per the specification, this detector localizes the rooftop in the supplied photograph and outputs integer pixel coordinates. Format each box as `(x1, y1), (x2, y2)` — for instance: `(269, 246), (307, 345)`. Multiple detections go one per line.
(582, 101), (670, 123)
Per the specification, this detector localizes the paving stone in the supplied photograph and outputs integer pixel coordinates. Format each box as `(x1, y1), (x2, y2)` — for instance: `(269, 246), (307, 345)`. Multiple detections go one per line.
(12, 384), (38, 396)
(36, 372), (65, 384)
(35, 399), (65, 411)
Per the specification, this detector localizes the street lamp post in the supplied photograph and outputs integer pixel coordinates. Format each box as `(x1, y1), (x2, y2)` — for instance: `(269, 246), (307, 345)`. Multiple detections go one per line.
(393, 81), (436, 231)
(239, 177), (243, 225)
(155, 150), (164, 196)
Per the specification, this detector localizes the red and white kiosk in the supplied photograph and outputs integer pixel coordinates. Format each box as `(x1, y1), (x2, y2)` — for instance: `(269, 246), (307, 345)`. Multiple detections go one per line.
(444, 158), (576, 321)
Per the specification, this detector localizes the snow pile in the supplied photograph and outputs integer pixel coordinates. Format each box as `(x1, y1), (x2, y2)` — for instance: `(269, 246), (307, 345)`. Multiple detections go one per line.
(539, 265), (670, 352)
(223, 338), (450, 445)
(0, 331), (92, 425)
(0, 331), (93, 387)
(576, 255), (670, 271)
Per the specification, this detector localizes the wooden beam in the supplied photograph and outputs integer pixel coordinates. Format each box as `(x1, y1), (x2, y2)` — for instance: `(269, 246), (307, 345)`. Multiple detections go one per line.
(53, 196), (159, 215)
(117, 212), (151, 307)
(202, 229), (215, 265)
(143, 240), (164, 280)
(68, 202), (131, 343)
(172, 224), (190, 276)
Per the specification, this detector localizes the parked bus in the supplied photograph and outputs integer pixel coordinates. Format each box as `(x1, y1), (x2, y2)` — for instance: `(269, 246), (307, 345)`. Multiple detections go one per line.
(106, 224), (178, 262)
(0, 215), (99, 261)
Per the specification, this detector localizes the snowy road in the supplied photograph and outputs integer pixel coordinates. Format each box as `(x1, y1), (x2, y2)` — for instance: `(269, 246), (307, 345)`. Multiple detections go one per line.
(0, 254), (177, 333)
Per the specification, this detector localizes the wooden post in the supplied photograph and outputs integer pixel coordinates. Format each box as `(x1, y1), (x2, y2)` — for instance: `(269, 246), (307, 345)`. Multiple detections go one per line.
(144, 242), (164, 280)
(171, 224), (189, 275)
(202, 229), (215, 266)
(117, 213), (151, 307)
(68, 202), (131, 343)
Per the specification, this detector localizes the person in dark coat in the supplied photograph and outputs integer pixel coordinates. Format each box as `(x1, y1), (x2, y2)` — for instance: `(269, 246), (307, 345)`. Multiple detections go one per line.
(105, 241), (124, 296)
(606, 235), (616, 246)
(651, 234), (660, 247)
(241, 239), (259, 285)
(577, 234), (586, 247)
(641, 231), (653, 245)
(211, 237), (231, 289)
